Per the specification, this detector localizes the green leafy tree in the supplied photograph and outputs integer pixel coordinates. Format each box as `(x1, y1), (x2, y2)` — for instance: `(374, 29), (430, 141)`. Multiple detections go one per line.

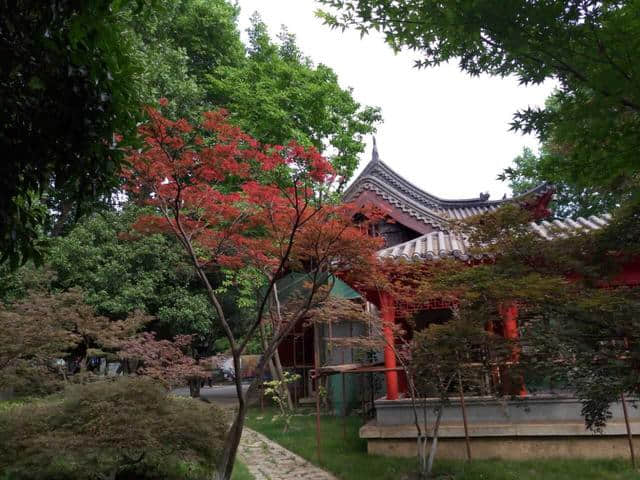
(42, 206), (268, 354)
(210, 14), (382, 184)
(505, 146), (619, 218)
(47, 207), (219, 342)
(126, 3), (380, 184)
(126, 0), (245, 119)
(318, 0), (640, 195)
(410, 314), (512, 475)
(1, 0), (149, 263)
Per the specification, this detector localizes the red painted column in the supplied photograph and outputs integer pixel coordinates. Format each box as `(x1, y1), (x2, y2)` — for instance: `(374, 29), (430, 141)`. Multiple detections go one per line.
(380, 293), (399, 400)
(501, 303), (519, 342)
(500, 303), (527, 397)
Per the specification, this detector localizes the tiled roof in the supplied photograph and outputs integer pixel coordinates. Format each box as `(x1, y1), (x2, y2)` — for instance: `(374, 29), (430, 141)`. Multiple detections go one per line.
(377, 213), (613, 261)
(529, 214), (612, 240)
(344, 154), (552, 228)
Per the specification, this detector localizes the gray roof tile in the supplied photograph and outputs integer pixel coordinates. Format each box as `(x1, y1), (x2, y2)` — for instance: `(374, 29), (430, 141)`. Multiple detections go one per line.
(377, 214), (612, 261)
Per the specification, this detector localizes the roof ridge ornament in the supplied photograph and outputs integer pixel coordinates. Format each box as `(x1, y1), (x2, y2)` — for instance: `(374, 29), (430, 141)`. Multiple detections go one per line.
(372, 136), (380, 162)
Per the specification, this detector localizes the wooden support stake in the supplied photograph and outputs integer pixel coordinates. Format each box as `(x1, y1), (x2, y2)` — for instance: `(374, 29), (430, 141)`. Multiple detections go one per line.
(458, 370), (472, 461)
(342, 372), (347, 441)
(361, 374), (366, 424)
(621, 392), (636, 469)
(314, 322), (322, 463)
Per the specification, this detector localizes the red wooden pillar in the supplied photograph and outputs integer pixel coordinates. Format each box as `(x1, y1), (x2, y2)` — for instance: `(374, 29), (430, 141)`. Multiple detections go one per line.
(380, 293), (399, 400)
(500, 303), (527, 397)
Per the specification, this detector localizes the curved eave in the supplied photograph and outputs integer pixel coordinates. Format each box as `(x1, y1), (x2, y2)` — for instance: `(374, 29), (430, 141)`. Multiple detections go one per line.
(344, 158), (552, 223)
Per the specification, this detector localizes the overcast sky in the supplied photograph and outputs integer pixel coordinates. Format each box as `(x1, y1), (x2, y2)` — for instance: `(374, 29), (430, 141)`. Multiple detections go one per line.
(236, 0), (555, 200)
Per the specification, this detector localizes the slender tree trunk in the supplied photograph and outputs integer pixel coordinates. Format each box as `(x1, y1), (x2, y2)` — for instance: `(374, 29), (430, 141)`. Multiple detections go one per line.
(212, 300), (328, 479)
(259, 320), (279, 380)
(621, 392), (636, 469)
(271, 284), (294, 410)
(259, 320), (289, 409)
(426, 405), (444, 477)
(342, 372), (347, 440)
(421, 399), (428, 476)
(458, 371), (472, 461)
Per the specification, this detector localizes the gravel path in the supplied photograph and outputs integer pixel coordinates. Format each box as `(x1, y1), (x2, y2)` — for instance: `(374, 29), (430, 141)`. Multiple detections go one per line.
(238, 427), (338, 480)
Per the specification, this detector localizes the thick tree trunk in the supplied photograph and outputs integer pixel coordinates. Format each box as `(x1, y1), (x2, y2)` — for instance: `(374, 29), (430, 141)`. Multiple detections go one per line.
(273, 349), (293, 410)
(189, 378), (201, 398)
(51, 199), (74, 237)
(217, 406), (246, 480)
(216, 351), (247, 480)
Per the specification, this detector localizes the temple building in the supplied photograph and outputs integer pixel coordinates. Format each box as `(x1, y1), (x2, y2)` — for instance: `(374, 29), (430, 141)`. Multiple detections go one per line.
(278, 142), (639, 459)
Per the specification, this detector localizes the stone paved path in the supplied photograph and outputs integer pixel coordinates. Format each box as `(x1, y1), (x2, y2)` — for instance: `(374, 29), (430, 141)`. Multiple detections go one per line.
(238, 428), (338, 480)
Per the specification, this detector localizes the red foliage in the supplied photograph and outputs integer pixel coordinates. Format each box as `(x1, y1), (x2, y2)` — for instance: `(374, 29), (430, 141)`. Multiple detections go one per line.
(122, 105), (381, 289)
(120, 332), (206, 387)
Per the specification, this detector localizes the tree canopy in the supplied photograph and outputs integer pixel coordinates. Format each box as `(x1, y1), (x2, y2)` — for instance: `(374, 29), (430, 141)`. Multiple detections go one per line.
(1, 0), (148, 265)
(48, 207), (216, 337)
(209, 14), (382, 183)
(2, 0), (381, 267)
(126, 0), (245, 118)
(397, 203), (640, 430)
(505, 146), (620, 218)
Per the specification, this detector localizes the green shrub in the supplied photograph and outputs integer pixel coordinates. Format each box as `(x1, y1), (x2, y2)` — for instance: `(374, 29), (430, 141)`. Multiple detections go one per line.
(0, 377), (228, 480)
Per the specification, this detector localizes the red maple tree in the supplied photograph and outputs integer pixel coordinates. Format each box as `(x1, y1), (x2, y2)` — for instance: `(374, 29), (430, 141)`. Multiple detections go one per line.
(122, 103), (380, 479)
(120, 332), (207, 388)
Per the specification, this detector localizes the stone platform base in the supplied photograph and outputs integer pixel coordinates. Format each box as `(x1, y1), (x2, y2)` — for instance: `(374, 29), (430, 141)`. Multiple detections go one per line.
(361, 395), (640, 459)
(365, 432), (640, 460)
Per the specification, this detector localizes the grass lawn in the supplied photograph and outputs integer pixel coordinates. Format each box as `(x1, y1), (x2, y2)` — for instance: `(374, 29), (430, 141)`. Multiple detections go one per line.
(245, 408), (638, 480)
(231, 460), (254, 480)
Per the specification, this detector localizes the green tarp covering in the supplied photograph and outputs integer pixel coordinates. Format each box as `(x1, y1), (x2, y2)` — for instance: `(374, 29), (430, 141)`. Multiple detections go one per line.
(275, 272), (361, 302)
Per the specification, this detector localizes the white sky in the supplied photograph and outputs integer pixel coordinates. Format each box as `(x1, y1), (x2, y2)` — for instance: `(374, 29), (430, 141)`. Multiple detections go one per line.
(236, 0), (555, 200)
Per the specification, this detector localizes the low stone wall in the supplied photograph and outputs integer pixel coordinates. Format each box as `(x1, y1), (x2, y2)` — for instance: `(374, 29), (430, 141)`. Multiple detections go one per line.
(360, 395), (640, 459)
(366, 436), (640, 459)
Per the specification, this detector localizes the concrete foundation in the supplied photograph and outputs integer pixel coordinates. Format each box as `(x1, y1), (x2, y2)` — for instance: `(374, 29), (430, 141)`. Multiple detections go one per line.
(366, 435), (640, 459)
(360, 395), (640, 459)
